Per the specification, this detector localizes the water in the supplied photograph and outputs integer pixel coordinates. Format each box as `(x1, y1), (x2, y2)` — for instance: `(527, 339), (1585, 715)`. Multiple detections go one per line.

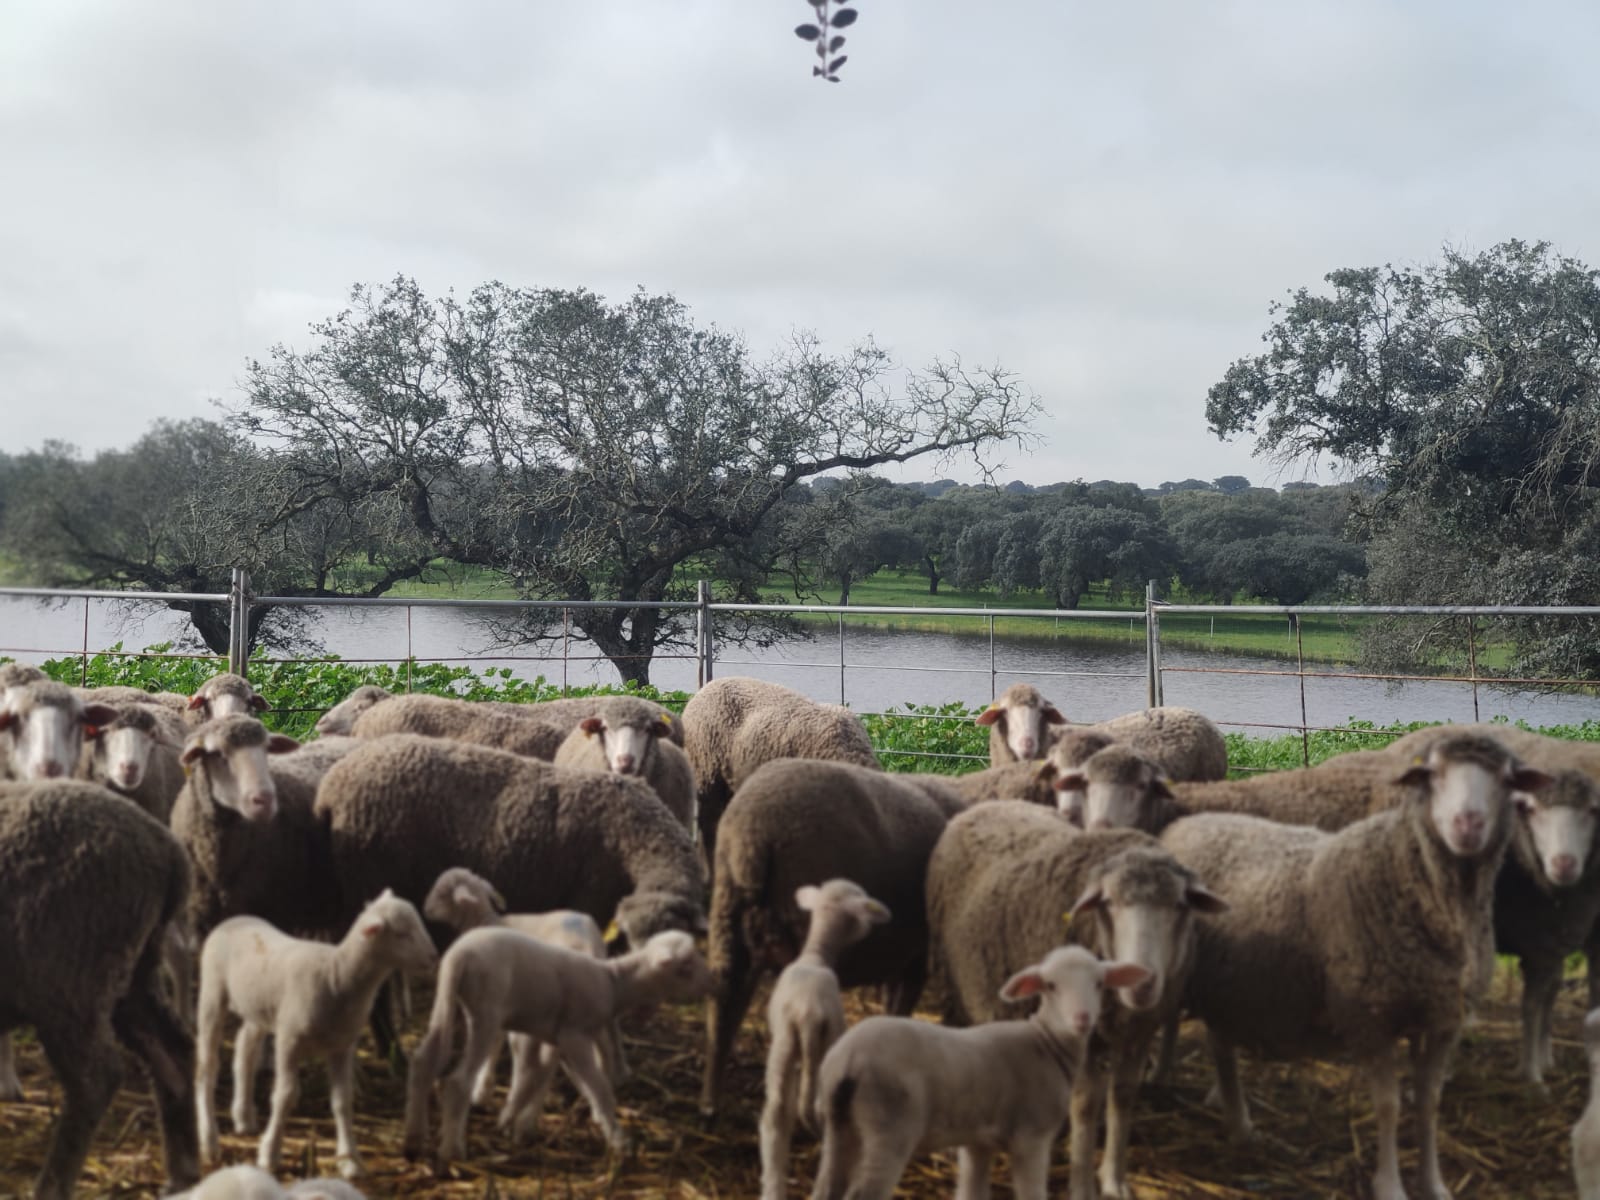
(3, 593), (1598, 735)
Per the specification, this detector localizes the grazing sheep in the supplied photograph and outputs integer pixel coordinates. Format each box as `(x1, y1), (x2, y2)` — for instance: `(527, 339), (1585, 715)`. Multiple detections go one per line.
(927, 803), (1225, 1200)
(681, 677), (880, 869)
(1575, 1008), (1600, 1200)
(1159, 732), (1550, 1200)
(0, 679), (118, 781)
(314, 734), (706, 949)
(185, 672), (269, 725)
(0, 779), (199, 1200)
(760, 880), (891, 1200)
(422, 866), (626, 1100)
(553, 697), (697, 828)
(404, 928), (714, 1162)
(810, 945), (1147, 1200)
(975, 682), (1067, 765)
(701, 758), (959, 1118)
(195, 890), (438, 1178)
(79, 700), (188, 821)
(172, 1162), (369, 1199)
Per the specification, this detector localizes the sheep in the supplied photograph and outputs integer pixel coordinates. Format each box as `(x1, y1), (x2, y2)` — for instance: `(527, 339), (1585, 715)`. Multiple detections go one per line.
(314, 684), (395, 736)
(172, 1163), (369, 1198)
(195, 889), (438, 1178)
(700, 757), (960, 1118)
(1575, 1008), (1600, 1200)
(0, 779), (199, 1200)
(553, 696), (697, 828)
(974, 681), (1066, 765)
(422, 866), (626, 1102)
(1041, 728), (1118, 824)
(0, 678), (118, 781)
(0, 662), (46, 783)
(77, 684), (190, 713)
(185, 671), (269, 725)
(403, 928), (714, 1163)
(340, 689), (686, 756)
(78, 699), (188, 822)
(760, 880), (891, 1200)
(927, 803), (1226, 1200)
(681, 676), (880, 869)
(810, 945), (1148, 1200)
(313, 733), (707, 950)
(1158, 732), (1550, 1200)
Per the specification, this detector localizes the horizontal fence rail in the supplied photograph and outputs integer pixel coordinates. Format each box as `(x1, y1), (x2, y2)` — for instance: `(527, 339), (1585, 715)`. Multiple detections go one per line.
(4, 581), (1599, 769)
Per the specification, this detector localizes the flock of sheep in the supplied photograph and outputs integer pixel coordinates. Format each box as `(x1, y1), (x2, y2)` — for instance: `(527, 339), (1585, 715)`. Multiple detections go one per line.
(2, 663), (1600, 1199)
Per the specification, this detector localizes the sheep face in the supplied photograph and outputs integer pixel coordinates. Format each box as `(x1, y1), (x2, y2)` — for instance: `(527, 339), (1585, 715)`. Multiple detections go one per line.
(1068, 847), (1225, 1014)
(1515, 770), (1600, 887)
(358, 888), (440, 978)
(90, 722), (157, 791)
(180, 717), (299, 822)
(1000, 945), (1148, 1040)
(1399, 740), (1551, 858)
(1063, 745), (1173, 832)
(578, 712), (671, 776)
(638, 930), (716, 1004)
(422, 866), (503, 931)
(186, 673), (268, 722)
(315, 686), (391, 737)
(614, 890), (708, 949)
(976, 684), (1065, 762)
(0, 683), (116, 781)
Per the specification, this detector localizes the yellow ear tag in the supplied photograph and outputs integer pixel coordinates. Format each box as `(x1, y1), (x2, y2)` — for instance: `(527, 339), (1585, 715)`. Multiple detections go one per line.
(603, 919), (622, 942)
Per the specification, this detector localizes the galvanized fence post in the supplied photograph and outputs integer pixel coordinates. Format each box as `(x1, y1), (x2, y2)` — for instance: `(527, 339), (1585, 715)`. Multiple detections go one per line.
(1145, 581), (1165, 708)
(228, 567), (250, 678)
(696, 580), (715, 686)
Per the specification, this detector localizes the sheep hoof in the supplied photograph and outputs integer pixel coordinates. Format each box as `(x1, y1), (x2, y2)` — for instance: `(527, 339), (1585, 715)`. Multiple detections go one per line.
(232, 1113), (260, 1136)
(336, 1155), (365, 1180)
(401, 1135), (426, 1162)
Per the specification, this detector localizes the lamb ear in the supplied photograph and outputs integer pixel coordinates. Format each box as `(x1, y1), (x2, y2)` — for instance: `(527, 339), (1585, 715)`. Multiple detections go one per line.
(861, 899), (891, 925)
(81, 702), (120, 727)
(1068, 881), (1106, 918)
(580, 716), (605, 736)
(265, 733), (300, 755)
(1000, 966), (1046, 1002)
(795, 885), (822, 911)
(1185, 882), (1228, 914)
(975, 706), (1003, 727)
(360, 920), (384, 938)
(453, 885), (479, 909)
(1042, 706), (1067, 726)
(1103, 962), (1152, 990)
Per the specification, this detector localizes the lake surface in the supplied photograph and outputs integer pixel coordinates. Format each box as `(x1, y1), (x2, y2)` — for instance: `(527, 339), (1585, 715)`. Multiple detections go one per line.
(3, 592), (1598, 736)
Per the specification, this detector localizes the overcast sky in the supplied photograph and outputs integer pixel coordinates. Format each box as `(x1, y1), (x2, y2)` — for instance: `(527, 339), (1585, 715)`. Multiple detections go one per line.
(3, 1), (1597, 490)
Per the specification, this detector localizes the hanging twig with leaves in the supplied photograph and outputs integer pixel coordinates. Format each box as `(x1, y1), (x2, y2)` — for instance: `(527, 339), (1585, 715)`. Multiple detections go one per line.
(795, 0), (857, 82)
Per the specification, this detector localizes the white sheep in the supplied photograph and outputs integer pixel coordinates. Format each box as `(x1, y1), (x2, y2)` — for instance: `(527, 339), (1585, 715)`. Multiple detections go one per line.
(1576, 1008), (1600, 1200)
(974, 682), (1066, 764)
(810, 945), (1148, 1200)
(421, 865), (626, 1102)
(403, 928), (714, 1164)
(760, 880), (891, 1200)
(195, 890), (439, 1178)
(553, 699), (697, 829)
(170, 1165), (367, 1199)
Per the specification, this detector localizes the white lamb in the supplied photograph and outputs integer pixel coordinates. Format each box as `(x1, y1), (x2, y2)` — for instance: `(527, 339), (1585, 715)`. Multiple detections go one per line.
(404, 927), (714, 1163)
(195, 890), (439, 1178)
(171, 1164), (367, 1199)
(760, 880), (891, 1200)
(1576, 1008), (1600, 1200)
(421, 865), (626, 1101)
(810, 945), (1148, 1200)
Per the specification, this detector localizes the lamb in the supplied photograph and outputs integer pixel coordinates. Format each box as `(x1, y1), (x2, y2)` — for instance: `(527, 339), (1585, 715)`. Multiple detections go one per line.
(974, 681), (1066, 765)
(185, 671), (269, 725)
(810, 945), (1147, 1200)
(700, 757), (960, 1118)
(313, 733), (706, 949)
(553, 696), (697, 828)
(422, 866), (627, 1099)
(0, 779), (199, 1200)
(0, 678), (118, 781)
(172, 1165), (367, 1199)
(927, 803), (1225, 1200)
(760, 880), (891, 1200)
(195, 890), (438, 1178)
(403, 928), (714, 1162)
(79, 699), (188, 821)
(1158, 732), (1550, 1200)
(1575, 1008), (1600, 1200)
(681, 676), (880, 868)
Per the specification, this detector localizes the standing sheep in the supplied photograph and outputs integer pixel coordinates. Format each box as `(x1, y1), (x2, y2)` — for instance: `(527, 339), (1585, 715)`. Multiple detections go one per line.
(974, 682), (1066, 765)
(79, 700), (188, 821)
(341, 690), (685, 758)
(681, 677), (880, 869)
(184, 672), (269, 726)
(0, 779), (199, 1200)
(0, 679), (118, 781)
(553, 697), (696, 828)
(700, 758), (960, 1118)
(1159, 733), (1550, 1200)
(314, 734), (707, 949)
(809, 945), (1147, 1200)
(927, 803), (1225, 1200)
(195, 890), (438, 1178)
(760, 880), (891, 1200)
(314, 685), (396, 736)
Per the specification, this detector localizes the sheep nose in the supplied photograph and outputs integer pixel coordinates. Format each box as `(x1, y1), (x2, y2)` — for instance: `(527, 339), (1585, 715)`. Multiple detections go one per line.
(1452, 811), (1486, 847)
(118, 766), (139, 786)
(1551, 853), (1580, 883)
(1072, 1012), (1092, 1035)
(614, 755), (637, 774)
(1018, 738), (1037, 758)
(245, 792), (277, 820)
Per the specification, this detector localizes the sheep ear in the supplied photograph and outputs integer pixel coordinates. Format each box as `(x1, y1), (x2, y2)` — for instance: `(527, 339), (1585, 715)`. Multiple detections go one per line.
(490, 887), (508, 914)
(795, 885), (822, 911)
(654, 713), (673, 735)
(975, 706), (1003, 727)
(1185, 882), (1228, 914)
(1042, 706), (1067, 726)
(83, 724), (104, 741)
(1032, 761), (1058, 784)
(1068, 882), (1106, 918)
(249, 694), (270, 712)
(580, 716), (605, 736)
(1150, 775), (1175, 799)
(1395, 760), (1433, 788)
(360, 919), (384, 938)
(179, 741), (208, 766)
(0, 712), (13, 732)
(82, 703), (120, 726)
(1056, 770), (1087, 794)
(1000, 966), (1046, 1002)
(1510, 766), (1554, 794)
(452, 885), (478, 908)
(1512, 792), (1538, 818)
(186, 693), (207, 711)
(265, 734), (300, 755)
(377, 887), (395, 901)
(861, 899), (891, 925)
(1103, 962), (1152, 990)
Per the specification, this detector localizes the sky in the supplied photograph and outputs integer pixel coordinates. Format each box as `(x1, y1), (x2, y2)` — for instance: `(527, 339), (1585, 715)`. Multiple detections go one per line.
(2, 1), (1598, 490)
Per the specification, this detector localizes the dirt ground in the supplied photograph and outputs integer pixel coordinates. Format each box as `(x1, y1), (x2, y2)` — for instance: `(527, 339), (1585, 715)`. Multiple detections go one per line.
(0, 964), (1588, 1200)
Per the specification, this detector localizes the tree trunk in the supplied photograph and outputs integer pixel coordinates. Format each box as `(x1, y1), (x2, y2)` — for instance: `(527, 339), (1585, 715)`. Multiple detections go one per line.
(173, 600), (274, 660)
(924, 555), (940, 595)
(580, 607), (656, 688)
(838, 568), (853, 607)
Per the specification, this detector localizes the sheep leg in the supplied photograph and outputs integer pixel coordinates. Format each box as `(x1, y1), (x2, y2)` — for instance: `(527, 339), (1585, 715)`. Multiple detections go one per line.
(701, 950), (761, 1119)
(329, 1046), (364, 1179)
(760, 1027), (802, 1200)
(559, 1030), (629, 1153)
(1586, 917), (1600, 1011)
(1206, 1029), (1253, 1141)
(1067, 1062), (1106, 1200)
(439, 1015), (502, 1162)
(955, 1146), (995, 1200)
(256, 1033), (305, 1173)
(111, 968), (200, 1193)
(839, 1128), (915, 1200)
(810, 1106), (860, 1200)
(33, 1016), (124, 1200)
(1099, 1033), (1147, 1199)
(1519, 957), (1560, 1086)
(470, 1032), (502, 1108)
(1366, 1043), (1405, 1200)
(194, 985), (229, 1164)
(1007, 1136), (1052, 1200)
(601, 1019), (630, 1086)
(1149, 1009), (1180, 1084)
(499, 1036), (559, 1143)
(0, 1031), (19, 1101)
(231, 1023), (268, 1134)
(1412, 1029), (1457, 1200)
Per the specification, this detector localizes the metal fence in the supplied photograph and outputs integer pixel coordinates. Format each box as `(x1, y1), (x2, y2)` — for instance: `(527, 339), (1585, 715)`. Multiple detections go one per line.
(4, 576), (1600, 767)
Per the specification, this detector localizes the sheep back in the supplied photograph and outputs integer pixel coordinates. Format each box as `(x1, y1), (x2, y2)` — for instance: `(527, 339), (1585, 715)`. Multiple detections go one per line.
(1085, 706), (1228, 782)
